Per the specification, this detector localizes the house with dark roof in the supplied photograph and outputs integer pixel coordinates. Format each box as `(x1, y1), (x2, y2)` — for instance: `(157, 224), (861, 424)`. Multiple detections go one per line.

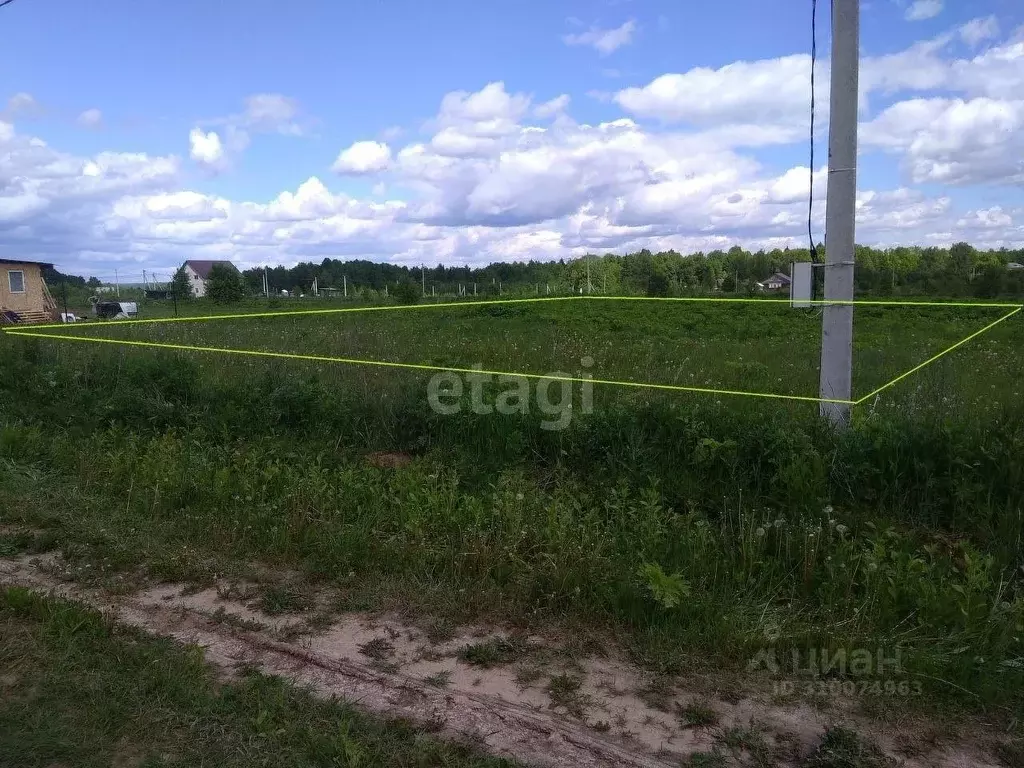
(181, 260), (240, 298)
(756, 272), (793, 292)
(0, 258), (59, 324)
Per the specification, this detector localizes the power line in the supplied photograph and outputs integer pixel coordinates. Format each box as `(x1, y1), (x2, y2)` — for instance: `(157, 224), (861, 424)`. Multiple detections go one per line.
(0, 0), (20, 9)
(808, 0), (818, 260)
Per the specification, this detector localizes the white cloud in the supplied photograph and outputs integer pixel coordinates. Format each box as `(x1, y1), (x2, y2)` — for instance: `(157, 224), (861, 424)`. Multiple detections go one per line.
(332, 141), (392, 174)
(563, 20), (637, 56)
(77, 108), (103, 128)
(614, 54), (821, 134)
(189, 128), (225, 170)
(861, 97), (1024, 185)
(959, 16), (999, 47)
(4, 92), (40, 119)
(905, 0), (943, 22)
(185, 93), (307, 172)
(241, 93), (303, 135)
(956, 206), (1012, 229)
(3, 23), (1024, 275)
(616, 19), (1023, 132)
(534, 95), (571, 119)
(438, 81), (530, 128)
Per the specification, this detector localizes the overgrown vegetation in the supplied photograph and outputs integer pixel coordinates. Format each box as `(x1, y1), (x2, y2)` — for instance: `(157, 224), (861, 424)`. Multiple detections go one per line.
(0, 587), (512, 767)
(1, 298), (1023, 725)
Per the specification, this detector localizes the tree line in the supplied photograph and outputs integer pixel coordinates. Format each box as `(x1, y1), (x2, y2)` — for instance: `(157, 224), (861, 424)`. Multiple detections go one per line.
(233, 243), (1023, 300)
(47, 242), (1024, 305)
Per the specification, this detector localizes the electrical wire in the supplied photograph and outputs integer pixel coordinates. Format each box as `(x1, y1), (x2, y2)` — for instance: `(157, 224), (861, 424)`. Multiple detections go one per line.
(808, 0), (818, 260)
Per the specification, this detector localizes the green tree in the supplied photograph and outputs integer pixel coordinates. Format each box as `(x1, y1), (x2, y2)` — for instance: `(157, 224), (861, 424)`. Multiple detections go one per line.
(949, 242), (977, 280)
(206, 264), (246, 303)
(974, 264), (1005, 299)
(647, 270), (671, 297)
(393, 280), (420, 304)
(171, 267), (193, 299)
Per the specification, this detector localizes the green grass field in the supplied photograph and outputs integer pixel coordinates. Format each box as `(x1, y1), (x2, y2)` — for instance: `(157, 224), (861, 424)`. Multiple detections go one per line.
(2, 295), (1024, 739)
(11, 296), (1020, 403)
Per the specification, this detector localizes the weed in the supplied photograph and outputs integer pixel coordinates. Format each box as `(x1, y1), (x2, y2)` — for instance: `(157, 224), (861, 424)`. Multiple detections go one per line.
(638, 562), (690, 609)
(684, 750), (728, 768)
(257, 585), (314, 616)
(514, 664), (545, 688)
(424, 670), (452, 688)
(459, 637), (529, 668)
(718, 723), (775, 766)
(637, 675), (677, 712)
(425, 618), (457, 644)
(676, 699), (719, 728)
(546, 673), (589, 718)
(358, 637), (396, 662)
(804, 727), (897, 768)
(209, 606), (265, 632)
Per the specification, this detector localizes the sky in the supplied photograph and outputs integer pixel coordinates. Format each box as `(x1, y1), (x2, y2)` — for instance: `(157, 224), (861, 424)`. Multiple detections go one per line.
(1, 0), (1023, 283)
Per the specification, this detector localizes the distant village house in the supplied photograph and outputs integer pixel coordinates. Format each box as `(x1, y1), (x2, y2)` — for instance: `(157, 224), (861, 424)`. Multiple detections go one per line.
(0, 258), (59, 324)
(757, 272), (792, 292)
(181, 260), (241, 298)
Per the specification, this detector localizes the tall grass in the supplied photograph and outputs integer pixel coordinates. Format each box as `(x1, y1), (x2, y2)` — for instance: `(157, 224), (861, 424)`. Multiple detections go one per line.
(1, 301), (1022, 715)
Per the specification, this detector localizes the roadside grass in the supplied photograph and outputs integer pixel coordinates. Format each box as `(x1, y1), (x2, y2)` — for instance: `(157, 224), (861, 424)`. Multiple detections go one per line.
(459, 637), (532, 668)
(545, 673), (588, 718)
(0, 586), (513, 768)
(677, 699), (720, 728)
(803, 727), (897, 768)
(1, 301), (1023, 724)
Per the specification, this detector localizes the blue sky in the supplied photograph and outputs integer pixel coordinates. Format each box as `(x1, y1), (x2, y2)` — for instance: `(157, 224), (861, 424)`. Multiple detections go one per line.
(1, 0), (1023, 280)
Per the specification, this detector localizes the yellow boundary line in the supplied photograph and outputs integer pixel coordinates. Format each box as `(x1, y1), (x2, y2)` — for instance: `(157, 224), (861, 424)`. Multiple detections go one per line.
(7, 294), (1021, 331)
(0, 328), (852, 405)
(4, 296), (1020, 407)
(852, 306), (1022, 405)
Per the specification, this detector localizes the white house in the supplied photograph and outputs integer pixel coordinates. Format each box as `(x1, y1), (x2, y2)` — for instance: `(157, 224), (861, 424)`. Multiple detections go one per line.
(181, 260), (239, 298)
(757, 272), (792, 291)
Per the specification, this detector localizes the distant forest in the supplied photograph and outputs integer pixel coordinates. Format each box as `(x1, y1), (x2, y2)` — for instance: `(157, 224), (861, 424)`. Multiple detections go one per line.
(51, 242), (1024, 300)
(237, 242), (1023, 299)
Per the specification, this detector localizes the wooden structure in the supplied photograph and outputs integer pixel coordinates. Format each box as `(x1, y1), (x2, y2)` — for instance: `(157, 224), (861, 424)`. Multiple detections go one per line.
(0, 258), (59, 324)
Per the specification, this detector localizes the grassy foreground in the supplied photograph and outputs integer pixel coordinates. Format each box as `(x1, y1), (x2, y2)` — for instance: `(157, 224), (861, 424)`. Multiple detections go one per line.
(2, 299), (1023, 724)
(0, 586), (511, 767)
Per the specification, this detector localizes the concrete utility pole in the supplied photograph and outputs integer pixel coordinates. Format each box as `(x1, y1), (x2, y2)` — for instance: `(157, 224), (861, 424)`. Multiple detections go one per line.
(422, 265), (426, 296)
(819, 0), (859, 428)
(114, 268), (120, 298)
